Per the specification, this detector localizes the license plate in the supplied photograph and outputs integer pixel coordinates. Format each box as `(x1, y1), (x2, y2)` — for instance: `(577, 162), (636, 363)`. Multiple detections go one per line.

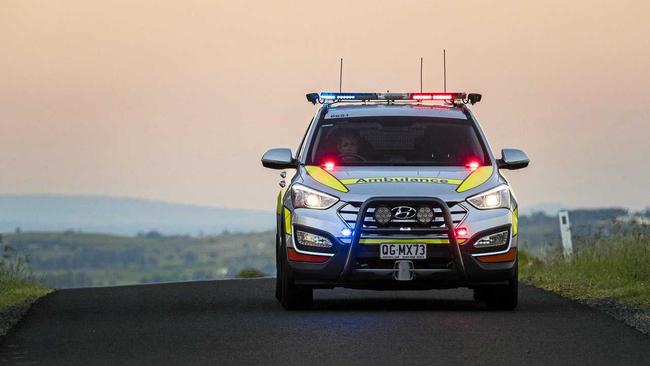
(379, 243), (426, 260)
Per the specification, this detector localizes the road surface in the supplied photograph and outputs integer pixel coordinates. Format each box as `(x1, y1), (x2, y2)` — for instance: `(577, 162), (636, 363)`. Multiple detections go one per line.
(1, 279), (648, 365)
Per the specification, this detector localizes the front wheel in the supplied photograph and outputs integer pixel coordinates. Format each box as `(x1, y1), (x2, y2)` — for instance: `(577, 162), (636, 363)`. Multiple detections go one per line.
(475, 262), (518, 311)
(277, 246), (313, 310)
(275, 230), (282, 301)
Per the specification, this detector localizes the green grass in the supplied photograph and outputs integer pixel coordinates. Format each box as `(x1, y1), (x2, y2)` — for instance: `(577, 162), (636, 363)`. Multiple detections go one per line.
(0, 279), (51, 312)
(0, 279), (52, 336)
(236, 268), (267, 278)
(1, 243), (53, 336)
(520, 229), (650, 310)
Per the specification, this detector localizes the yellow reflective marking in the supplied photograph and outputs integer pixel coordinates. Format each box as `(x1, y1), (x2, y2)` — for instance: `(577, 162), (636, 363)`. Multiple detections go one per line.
(456, 166), (494, 192)
(512, 207), (519, 237)
(359, 238), (465, 245)
(276, 190), (283, 215)
(305, 166), (349, 192)
(283, 208), (292, 235)
(340, 177), (462, 185)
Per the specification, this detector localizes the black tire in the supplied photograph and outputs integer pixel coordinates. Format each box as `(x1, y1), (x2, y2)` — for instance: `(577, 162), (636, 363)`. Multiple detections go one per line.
(277, 245), (313, 310)
(484, 261), (518, 311)
(275, 231), (281, 301)
(473, 287), (487, 303)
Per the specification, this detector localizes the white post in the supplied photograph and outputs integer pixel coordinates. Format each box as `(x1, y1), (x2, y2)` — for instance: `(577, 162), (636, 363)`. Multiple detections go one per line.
(558, 210), (573, 259)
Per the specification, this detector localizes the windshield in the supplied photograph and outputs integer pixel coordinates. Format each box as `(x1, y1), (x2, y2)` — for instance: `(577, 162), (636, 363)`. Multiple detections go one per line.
(306, 116), (488, 166)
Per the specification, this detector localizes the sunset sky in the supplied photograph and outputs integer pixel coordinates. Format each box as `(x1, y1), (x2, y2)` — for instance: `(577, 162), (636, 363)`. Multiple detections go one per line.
(1, 0), (649, 212)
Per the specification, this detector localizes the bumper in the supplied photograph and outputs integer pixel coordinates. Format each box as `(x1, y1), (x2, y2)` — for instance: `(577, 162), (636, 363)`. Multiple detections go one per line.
(284, 197), (517, 290)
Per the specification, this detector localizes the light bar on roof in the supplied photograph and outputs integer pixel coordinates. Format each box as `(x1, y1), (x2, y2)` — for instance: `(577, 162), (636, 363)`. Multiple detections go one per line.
(308, 91), (475, 104)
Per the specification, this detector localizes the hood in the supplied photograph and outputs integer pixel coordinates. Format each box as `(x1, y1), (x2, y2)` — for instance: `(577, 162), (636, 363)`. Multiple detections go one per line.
(300, 165), (496, 202)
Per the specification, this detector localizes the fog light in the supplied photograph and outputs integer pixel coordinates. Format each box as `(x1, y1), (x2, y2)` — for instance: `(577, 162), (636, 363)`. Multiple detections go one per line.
(340, 228), (352, 237)
(416, 206), (434, 224)
(474, 230), (509, 248)
(296, 230), (333, 248)
(374, 206), (392, 225)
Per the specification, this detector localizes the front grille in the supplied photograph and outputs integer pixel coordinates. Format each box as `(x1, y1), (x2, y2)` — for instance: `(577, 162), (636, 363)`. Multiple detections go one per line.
(338, 201), (467, 239)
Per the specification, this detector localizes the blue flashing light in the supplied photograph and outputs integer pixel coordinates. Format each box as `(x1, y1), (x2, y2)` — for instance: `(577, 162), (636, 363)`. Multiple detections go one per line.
(319, 92), (378, 102)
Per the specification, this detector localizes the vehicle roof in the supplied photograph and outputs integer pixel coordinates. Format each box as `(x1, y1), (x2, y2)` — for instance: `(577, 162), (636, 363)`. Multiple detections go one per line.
(323, 103), (468, 120)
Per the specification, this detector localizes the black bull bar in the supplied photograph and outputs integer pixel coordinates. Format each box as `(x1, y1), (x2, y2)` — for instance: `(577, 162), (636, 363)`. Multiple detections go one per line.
(339, 197), (466, 280)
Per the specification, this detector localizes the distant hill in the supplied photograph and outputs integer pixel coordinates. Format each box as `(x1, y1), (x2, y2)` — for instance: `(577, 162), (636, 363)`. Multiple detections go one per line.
(3, 230), (276, 288)
(0, 195), (274, 236)
(518, 202), (571, 216)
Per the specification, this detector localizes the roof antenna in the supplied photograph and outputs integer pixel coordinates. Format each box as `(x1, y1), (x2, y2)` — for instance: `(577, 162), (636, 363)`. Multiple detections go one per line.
(443, 49), (447, 92)
(339, 58), (343, 93)
(420, 57), (423, 92)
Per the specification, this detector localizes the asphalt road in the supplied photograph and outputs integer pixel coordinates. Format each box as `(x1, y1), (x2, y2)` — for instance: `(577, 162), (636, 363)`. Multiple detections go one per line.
(1, 279), (648, 365)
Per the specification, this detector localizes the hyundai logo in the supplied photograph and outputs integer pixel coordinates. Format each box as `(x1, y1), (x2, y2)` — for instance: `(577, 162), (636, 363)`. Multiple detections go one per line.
(391, 206), (417, 219)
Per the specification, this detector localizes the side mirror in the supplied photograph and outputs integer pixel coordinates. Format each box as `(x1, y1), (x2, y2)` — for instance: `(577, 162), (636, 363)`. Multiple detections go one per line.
(498, 148), (529, 170)
(261, 148), (296, 169)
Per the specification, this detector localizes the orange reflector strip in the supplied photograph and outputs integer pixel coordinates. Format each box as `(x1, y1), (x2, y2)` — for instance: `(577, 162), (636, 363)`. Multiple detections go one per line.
(476, 248), (517, 263)
(287, 248), (330, 263)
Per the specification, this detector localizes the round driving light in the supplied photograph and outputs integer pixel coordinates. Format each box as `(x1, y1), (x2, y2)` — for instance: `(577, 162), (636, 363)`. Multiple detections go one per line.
(340, 228), (352, 237)
(416, 206), (434, 224)
(374, 206), (392, 225)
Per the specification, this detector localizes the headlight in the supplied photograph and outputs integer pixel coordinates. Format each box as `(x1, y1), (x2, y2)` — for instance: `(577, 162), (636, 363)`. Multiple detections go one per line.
(291, 184), (339, 209)
(466, 185), (511, 210)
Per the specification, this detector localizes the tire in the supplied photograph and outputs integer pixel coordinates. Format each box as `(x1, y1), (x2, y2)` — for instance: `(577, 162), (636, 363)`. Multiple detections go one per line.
(275, 231), (281, 301)
(277, 244), (313, 310)
(484, 261), (518, 311)
(473, 287), (487, 302)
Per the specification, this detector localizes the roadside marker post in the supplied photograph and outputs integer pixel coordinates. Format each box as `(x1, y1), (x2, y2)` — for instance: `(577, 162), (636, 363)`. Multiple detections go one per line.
(558, 211), (573, 259)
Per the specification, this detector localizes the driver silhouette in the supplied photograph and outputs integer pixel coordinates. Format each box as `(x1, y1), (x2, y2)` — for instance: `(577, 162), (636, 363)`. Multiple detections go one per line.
(336, 133), (366, 162)
(337, 134), (360, 155)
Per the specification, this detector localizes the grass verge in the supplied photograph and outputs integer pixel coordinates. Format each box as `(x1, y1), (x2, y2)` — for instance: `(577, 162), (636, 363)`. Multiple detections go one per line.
(1, 242), (53, 337)
(0, 279), (52, 337)
(519, 230), (649, 311)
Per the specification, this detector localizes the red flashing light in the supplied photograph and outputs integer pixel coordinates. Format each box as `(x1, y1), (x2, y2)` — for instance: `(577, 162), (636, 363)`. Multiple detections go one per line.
(455, 228), (468, 237)
(411, 93), (433, 100)
(466, 160), (480, 171)
(411, 93), (454, 101)
(323, 161), (335, 171)
(433, 94), (453, 100)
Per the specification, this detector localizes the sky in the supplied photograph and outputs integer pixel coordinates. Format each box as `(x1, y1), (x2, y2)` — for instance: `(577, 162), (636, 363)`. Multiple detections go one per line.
(1, 0), (649, 212)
